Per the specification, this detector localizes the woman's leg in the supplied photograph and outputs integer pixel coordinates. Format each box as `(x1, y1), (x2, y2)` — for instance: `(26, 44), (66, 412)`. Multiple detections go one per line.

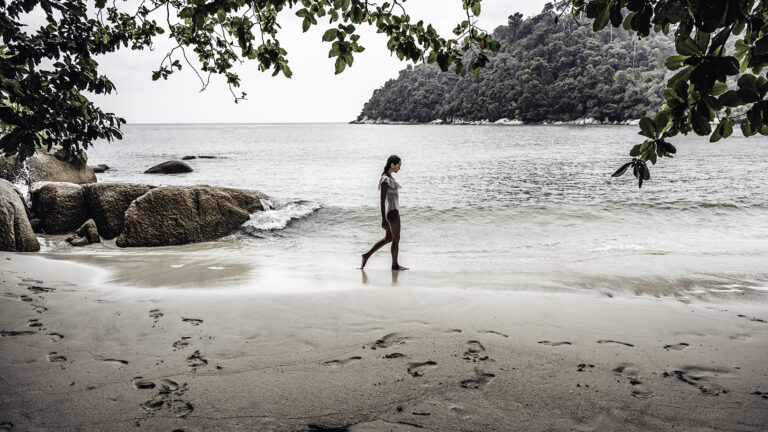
(387, 211), (407, 270)
(361, 225), (392, 269)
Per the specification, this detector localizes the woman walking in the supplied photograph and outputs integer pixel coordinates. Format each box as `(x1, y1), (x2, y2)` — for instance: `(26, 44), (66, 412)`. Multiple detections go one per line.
(361, 155), (408, 270)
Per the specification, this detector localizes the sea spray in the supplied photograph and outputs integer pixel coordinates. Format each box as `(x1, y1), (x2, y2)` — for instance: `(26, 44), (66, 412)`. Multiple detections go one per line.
(243, 199), (321, 232)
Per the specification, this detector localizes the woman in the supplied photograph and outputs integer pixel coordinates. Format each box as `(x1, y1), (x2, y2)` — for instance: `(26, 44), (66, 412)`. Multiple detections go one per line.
(361, 155), (408, 270)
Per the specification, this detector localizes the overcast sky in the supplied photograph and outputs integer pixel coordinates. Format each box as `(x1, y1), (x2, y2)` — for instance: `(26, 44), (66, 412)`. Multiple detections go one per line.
(86, 0), (549, 123)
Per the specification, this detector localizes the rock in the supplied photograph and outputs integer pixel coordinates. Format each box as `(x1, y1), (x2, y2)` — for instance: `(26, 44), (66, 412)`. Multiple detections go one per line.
(29, 182), (87, 234)
(144, 160), (193, 174)
(0, 179), (40, 252)
(116, 185), (267, 247)
(90, 164), (110, 173)
(29, 218), (42, 233)
(181, 156), (197, 160)
(83, 183), (154, 239)
(66, 219), (100, 247)
(429, 119), (444, 124)
(198, 155), (216, 159)
(0, 147), (96, 185)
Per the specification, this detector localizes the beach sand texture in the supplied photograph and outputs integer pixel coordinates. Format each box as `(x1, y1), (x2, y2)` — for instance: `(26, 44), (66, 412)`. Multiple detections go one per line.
(1, 253), (767, 431)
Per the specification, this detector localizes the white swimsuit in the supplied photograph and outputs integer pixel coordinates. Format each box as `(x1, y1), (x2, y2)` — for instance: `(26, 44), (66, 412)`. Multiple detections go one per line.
(379, 175), (401, 214)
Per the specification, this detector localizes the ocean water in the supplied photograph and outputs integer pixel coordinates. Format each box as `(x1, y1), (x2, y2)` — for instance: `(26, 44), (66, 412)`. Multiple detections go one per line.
(40, 123), (768, 298)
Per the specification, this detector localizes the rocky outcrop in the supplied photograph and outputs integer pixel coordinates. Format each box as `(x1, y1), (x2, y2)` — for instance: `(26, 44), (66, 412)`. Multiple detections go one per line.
(144, 160), (193, 174)
(90, 164), (109, 173)
(66, 219), (100, 247)
(0, 179), (40, 252)
(181, 156), (197, 160)
(29, 182), (87, 234)
(0, 147), (96, 185)
(83, 183), (153, 239)
(116, 186), (267, 247)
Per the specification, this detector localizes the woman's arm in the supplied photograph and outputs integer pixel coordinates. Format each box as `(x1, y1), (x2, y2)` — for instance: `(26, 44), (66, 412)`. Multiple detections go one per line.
(380, 182), (389, 228)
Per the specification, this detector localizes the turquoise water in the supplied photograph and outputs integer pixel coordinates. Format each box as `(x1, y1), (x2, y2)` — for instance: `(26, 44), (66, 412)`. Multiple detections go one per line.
(58, 123), (768, 297)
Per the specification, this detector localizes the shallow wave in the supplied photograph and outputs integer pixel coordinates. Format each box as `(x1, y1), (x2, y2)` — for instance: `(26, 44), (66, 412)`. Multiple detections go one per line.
(241, 198), (321, 232)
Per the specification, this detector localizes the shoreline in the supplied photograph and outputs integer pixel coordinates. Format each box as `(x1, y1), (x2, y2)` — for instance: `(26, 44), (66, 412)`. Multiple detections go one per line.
(349, 117), (642, 126)
(1, 253), (767, 431)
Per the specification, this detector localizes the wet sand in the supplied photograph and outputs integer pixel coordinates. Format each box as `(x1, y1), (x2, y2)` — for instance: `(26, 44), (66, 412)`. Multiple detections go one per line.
(1, 252), (767, 431)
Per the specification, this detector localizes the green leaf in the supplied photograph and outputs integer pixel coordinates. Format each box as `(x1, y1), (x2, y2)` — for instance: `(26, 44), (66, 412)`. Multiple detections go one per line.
(334, 57), (346, 74)
(675, 37), (701, 56)
(691, 113), (712, 135)
(302, 17), (311, 32)
(612, 161), (633, 177)
(711, 81), (727, 96)
(718, 90), (742, 107)
(738, 74), (757, 89)
(639, 116), (656, 138)
(471, 1), (481, 16)
(653, 111), (670, 133)
(322, 29), (338, 41)
(664, 55), (689, 70)
(741, 119), (753, 137)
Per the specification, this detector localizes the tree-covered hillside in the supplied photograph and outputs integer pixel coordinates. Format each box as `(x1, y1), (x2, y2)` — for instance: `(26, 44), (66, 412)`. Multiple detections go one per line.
(357, 6), (675, 124)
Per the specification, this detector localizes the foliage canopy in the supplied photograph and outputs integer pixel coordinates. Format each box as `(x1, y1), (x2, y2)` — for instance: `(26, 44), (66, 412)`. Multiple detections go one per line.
(569, 0), (768, 186)
(357, 9), (674, 124)
(0, 0), (498, 160)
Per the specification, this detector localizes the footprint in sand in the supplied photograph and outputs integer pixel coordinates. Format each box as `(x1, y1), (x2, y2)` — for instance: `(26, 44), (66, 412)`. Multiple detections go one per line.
(751, 391), (768, 400)
(181, 317), (203, 326)
(27, 319), (42, 328)
(384, 352), (405, 359)
(613, 363), (653, 399)
(460, 369), (496, 389)
(19, 295), (32, 303)
(407, 361), (437, 377)
(31, 304), (47, 314)
(28, 286), (55, 294)
(47, 332), (64, 341)
(323, 356), (362, 367)
(372, 333), (409, 350)
(97, 357), (128, 366)
(1, 330), (36, 337)
(186, 350), (208, 371)
(737, 314), (767, 323)
(172, 337), (191, 350)
(664, 366), (730, 396)
(663, 343), (690, 351)
(0, 421), (13, 431)
(148, 309), (163, 321)
(597, 340), (635, 347)
(133, 377), (156, 389)
(140, 379), (192, 418)
(538, 341), (572, 347)
(47, 352), (67, 362)
(577, 363), (595, 372)
(463, 341), (489, 362)
(480, 330), (509, 338)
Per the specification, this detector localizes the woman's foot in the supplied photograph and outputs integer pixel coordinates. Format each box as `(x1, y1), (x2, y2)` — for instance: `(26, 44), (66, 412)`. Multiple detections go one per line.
(391, 265), (409, 271)
(360, 253), (370, 269)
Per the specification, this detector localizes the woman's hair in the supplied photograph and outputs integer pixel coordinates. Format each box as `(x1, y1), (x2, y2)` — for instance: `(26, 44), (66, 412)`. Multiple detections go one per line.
(382, 155), (401, 176)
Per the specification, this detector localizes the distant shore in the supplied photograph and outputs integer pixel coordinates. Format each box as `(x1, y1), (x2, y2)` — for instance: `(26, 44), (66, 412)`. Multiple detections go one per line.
(350, 117), (642, 126)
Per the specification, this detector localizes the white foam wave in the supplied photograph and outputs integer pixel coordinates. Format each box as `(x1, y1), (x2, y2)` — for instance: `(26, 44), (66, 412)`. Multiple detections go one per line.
(243, 199), (321, 231)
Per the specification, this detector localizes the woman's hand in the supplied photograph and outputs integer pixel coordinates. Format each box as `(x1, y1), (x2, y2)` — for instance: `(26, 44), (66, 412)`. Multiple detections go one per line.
(382, 219), (389, 230)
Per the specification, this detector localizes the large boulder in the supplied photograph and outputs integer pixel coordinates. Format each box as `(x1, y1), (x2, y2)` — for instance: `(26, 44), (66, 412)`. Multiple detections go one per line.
(144, 160), (193, 174)
(0, 147), (96, 185)
(83, 183), (154, 239)
(29, 182), (87, 234)
(66, 219), (101, 247)
(116, 185), (267, 247)
(90, 164), (109, 173)
(0, 179), (40, 252)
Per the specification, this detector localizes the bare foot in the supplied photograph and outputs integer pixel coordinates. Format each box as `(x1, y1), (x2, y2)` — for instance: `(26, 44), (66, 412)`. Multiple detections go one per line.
(360, 253), (370, 269)
(392, 265), (409, 271)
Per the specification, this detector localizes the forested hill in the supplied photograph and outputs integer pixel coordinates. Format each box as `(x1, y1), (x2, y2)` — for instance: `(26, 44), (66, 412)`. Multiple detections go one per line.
(356, 8), (675, 124)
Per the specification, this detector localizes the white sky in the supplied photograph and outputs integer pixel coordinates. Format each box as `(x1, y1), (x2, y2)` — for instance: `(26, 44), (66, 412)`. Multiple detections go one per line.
(86, 0), (549, 123)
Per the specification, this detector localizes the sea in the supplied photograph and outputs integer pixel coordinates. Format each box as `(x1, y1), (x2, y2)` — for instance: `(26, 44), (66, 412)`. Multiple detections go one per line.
(29, 123), (768, 298)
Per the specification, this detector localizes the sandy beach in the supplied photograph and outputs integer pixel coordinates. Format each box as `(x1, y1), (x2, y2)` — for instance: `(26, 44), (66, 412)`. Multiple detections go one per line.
(1, 252), (767, 431)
